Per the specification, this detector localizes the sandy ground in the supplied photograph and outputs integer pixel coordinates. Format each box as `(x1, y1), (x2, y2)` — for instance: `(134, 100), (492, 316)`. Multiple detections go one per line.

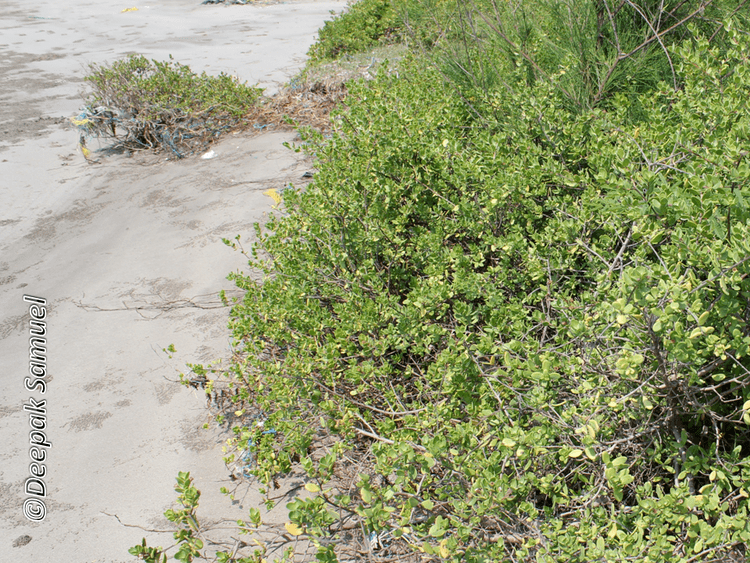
(0, 0), (345, 560)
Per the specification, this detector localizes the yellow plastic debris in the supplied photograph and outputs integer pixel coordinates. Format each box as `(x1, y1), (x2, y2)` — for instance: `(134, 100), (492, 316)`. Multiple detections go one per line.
(263, 189), (282, 206)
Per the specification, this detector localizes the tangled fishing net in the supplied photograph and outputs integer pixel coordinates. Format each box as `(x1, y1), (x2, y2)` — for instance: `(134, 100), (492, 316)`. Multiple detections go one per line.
(74, 55), (263, 158)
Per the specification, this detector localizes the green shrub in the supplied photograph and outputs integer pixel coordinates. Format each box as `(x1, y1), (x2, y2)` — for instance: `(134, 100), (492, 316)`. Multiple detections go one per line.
(225, 23), (750, 561)
(78, 55), (262, 157)
(426, 0), (749, 112)
(129, 472), (274, 563)
(308, 0), (401, 61)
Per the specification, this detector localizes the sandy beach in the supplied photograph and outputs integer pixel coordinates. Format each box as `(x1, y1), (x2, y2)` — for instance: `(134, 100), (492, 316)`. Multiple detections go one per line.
(0, 0), (344, 560)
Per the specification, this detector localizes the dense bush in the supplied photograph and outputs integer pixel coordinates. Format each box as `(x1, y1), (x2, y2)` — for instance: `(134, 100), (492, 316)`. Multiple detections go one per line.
(427, 0), (749, 112)
(223, 23), (750, 562)
(308, 0), (401, 61)
(78, 55), (262, 157)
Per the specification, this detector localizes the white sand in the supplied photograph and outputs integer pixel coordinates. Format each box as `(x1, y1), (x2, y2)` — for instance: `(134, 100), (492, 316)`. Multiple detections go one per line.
(0, 0), (345, 559)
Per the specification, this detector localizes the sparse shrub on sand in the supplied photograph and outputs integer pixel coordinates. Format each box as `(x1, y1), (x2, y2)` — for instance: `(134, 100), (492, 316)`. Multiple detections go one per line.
(76, 55), (262, 158)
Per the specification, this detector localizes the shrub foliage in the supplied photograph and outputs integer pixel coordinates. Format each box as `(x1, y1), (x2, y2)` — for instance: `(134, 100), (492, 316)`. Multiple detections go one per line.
(224, 22), (750, 562)
(425, 0), (750, 112)
(308, 0), (401, 61)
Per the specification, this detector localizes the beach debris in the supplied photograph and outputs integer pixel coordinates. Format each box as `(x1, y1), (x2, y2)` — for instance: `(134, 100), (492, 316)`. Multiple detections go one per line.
(200, 149), (216, 159)
(77, 134), (99, 163)
(231, 419), (277, 478)
(262, 188), (282, 206)
(201, 0), (251, 4)
(251, 75), (348, 133)
(121, 7), (138, 12)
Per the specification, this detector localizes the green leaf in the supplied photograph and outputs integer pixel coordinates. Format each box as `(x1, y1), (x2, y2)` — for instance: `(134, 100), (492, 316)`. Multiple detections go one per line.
(360, 487), (372, 503)
(613, 486), (623, 502)
(428, 516), (448, 538)
(698, 311), (710, 326)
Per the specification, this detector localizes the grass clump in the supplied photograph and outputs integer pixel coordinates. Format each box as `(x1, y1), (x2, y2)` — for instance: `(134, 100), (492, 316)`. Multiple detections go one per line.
(76, 54), (262, 157)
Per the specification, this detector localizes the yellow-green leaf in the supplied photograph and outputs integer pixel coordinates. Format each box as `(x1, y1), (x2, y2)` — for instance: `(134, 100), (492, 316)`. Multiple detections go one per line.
(284, 522), (303, 536)
(698, 311), (709, 326)
(694, 538), (703, 553)
(305, 483), (320, 492)
(568, 449), (583, 458)
(689, 326), (714, 339)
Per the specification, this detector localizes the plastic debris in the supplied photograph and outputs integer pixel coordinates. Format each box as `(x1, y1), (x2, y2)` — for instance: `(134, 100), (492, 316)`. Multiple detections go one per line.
(121, 7), (138, 12)
(262, 188), (282, 205)
(366, 527), (418, 552)
(202, 0), (251, 4)
(240, 443), (255, 477)
(71, 103), (234, 159)
(201, 150), (216, 159)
